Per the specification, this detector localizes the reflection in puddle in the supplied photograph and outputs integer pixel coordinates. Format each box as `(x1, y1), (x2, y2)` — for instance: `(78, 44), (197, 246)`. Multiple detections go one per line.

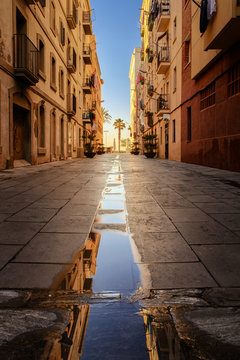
(94, 213), (126, 225)
(0, 158), (163, 359)
(99, 200), (125, 211)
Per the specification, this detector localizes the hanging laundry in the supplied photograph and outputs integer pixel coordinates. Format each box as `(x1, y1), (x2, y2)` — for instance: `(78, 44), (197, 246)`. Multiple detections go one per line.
(207, 0), (216, 20)
(200, 0), (208, 34)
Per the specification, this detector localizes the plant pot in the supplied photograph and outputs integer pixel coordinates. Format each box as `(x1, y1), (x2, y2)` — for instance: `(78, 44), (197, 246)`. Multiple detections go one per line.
(144, 152), (156, 158)
(84, 152), (96, 158)
(97, 151), (103, 155)
(133, 151), (140, 155)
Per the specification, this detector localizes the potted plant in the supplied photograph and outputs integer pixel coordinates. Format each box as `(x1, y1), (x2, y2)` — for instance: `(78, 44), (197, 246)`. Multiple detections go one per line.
(142, 134), (157, 158)
(130, 141), (140, 155)
(83, 134), (96, 158)
(97, 143), (104, 155)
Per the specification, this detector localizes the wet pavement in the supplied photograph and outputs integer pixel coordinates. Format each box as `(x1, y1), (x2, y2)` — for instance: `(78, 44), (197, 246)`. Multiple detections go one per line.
(0, 154), (240, 359)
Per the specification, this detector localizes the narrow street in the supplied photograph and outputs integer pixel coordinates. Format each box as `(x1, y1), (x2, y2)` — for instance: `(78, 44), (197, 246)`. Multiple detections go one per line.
(0, 154), (239, 359)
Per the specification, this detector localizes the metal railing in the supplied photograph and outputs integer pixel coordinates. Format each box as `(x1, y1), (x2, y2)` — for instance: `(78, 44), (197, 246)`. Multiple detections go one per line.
(13, 34), (39, 82)
(83, 45), (91, 55)
(82, 78), (91, 87)
(157, 94), (169, 111)
(157, 46), (170, 66)
(83, 11), (91, 23)
(159, 0), (170, 15)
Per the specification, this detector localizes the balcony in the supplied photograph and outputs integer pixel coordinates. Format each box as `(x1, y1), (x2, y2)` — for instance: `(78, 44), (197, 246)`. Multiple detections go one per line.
(13, 34), (39, 85)
(67, 46), (77, 73)
(83, 45), (92, 64)
(83, 11), (92, 35)
(82, 78), (92, 94)
(156, 94), (170, 115)
(67, 1), (78, 29)
(25, 0), (46, 5)
(157, 46), (170, 74)
(204, 1), (240, 51)
(157, 0), (170, 32)
(67, 93), (76, 116)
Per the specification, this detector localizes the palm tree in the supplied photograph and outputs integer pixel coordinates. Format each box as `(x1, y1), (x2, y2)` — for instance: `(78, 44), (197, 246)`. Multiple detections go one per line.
(102, 107), (112, 123)
(113, 118), (126, 153)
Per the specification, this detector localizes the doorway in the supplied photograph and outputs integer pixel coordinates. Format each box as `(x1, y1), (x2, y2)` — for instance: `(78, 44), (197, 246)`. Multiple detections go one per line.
(165, 123), (169, 159)
(13, 104), (30, 161)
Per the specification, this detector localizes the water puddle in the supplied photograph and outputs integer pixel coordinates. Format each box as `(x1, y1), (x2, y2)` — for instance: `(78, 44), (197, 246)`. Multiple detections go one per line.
(0, 157), (191, 359)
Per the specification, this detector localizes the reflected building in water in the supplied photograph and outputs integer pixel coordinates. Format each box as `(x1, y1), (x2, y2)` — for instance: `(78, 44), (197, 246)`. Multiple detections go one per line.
(42, 231), (101, 360)
(143, 310), (186, 360)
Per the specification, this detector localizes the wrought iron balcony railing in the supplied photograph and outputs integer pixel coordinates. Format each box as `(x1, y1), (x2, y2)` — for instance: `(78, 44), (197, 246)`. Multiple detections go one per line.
(83, 45), (92, 64)
(67, 1), (78, 29)
(157, 94), (169, 112)
(13, 34), (39, 85)
(83, 11), (92, 35)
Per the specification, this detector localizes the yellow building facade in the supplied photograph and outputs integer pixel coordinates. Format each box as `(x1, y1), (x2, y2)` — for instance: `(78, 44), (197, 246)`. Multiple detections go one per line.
(135, 0), (182, 160)
(0, 0), (103, 169)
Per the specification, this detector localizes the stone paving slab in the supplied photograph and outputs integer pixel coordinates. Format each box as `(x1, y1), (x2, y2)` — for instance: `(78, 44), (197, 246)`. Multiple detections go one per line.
(192, 245), (240, 287)
(0, 222), (44, 245)
(148, 262), (217, 289)
(210, 213), (240, 231)
(0, 245), (22, 269)
(7, 208), (58, 223)
(0, 263), (65, 289)
(28, 199), (69, 209)
(163, 208), (213, 222)
(41, 215), (93, 233)
(13, 233), (86, 264)
(126, 202), (165, 215)
(132, 232), (198, 263)
(0, 214), (10, 222)
(128, 214), (177, 233)
(174, 221), (240, 245)
(194, 202), (240, 214)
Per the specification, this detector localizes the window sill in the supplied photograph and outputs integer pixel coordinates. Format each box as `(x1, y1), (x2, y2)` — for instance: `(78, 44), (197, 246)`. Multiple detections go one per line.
(50, 83), (57, 92)
(60, 92), (65, 99)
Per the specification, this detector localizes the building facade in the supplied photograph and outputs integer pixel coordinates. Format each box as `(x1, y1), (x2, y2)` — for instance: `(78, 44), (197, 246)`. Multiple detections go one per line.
(133, 0), (240, 171)
(181, 0), (240, 171)
(129, 47), (141, 144)
(0, 0), (103, 170)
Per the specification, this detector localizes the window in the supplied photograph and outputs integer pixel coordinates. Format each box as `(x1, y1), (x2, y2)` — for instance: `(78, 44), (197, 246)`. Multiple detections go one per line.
(160, 127), (162, 144)
(173, 67), (177, 92)
(50, 53), (56, 91)
(173, 17), (177, 41)
(37, 35), (46, 79)
(79, 90), (81, 108)
(50, 1), (56, 34)
(39, 104), (45, 148)
(228, 62), (240, 97)
(172, 120), (176, 143)
(60, 20), (65, 46)
(187, 106), (191, 142)
(184, 40), (190, 67)
(59, 68), (64, 97)
(200, 81), (215, 110)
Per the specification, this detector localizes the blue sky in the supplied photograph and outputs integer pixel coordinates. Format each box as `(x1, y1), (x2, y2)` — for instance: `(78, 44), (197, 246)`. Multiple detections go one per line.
(90, 0), (142, 146)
